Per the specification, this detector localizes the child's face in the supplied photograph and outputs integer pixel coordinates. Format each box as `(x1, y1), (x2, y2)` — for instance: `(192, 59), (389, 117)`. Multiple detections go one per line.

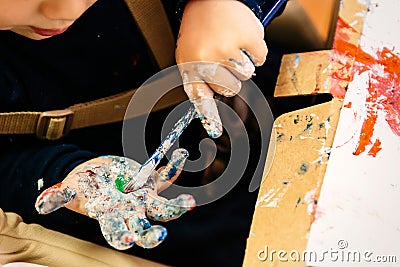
(0, 0), (97, 40)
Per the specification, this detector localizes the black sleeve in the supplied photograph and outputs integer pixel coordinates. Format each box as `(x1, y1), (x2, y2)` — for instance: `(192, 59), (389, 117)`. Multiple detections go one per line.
(0, 66), (97, 206)
(0, 136), (109, 244)
(0, 137), (96, 219)
(240, 0), (287, 21)
(174, 0), (287, 22)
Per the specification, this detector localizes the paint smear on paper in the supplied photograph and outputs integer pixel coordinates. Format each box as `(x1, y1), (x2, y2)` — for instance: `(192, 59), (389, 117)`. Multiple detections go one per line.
(344, 102), (352, 108)
(330, 15), (400, 157)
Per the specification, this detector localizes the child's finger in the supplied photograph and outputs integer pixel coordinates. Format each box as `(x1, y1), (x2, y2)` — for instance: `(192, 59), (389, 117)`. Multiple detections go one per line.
(193, 62), (242, 97)
(134, 225), (168, 249)
(98, 215), (137, 250)
(35, 183), (76, 214)
(188, 84), (222, 138)
(146, 194), (196, 222)
(180, 67), (223, 138)
(157, 148), (189, 192)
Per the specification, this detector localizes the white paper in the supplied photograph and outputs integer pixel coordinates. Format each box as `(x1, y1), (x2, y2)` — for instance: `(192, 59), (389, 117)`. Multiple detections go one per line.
(306, 0), (400, 266)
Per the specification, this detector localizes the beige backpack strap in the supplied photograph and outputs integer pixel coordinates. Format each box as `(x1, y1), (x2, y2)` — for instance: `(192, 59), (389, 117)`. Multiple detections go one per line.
(0, 85), (186, 140)
(124, 0), (176, 69)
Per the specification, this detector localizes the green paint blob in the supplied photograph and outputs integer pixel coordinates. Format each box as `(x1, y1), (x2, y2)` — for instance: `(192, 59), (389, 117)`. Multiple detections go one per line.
(115, 174), (131, 193)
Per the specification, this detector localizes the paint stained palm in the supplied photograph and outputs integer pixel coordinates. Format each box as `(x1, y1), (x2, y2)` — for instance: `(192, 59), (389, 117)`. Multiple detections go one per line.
(35, 149), (195, 250)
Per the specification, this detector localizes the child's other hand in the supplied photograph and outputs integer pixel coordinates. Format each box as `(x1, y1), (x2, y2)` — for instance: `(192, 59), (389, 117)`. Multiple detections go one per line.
(35, 149), (195, 250)
(176, 0), (268, 138)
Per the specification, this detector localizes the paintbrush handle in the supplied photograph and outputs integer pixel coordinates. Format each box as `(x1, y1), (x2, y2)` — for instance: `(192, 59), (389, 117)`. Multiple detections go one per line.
(261, 0), (287, 27)
(124, 106), (197, 192)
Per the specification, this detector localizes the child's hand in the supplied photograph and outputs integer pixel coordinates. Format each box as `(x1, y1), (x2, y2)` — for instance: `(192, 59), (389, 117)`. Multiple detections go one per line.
(176, 0), (268, 138)
(35, 149), (195, 250)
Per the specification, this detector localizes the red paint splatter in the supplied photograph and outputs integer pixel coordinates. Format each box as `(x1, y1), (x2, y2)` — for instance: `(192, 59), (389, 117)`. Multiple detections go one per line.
(310, 201), (318, 224)
(344, 102), (352, 108)
(53, 182), (63, 188)
(334, 17), (357, 42)
(311, 207), (325, 224)
(353, 112), (377, 155)
(36, 182), (63, 203)
(312, 64), (323, 95)
(368, 139), (382, 157)
(354, 48), (400, 139)
(331, 16), (400, 157)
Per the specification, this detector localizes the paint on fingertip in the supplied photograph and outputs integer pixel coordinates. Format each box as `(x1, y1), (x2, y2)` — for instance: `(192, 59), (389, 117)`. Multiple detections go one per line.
(158, 229), (168, 241)
(35, 185), (76, 214)
(138, 217), (152, 230)
(135, 225), (168, 249)
(195, 112), (222, 138)
(195, 109), (222, 138)
(240, 50), (256, 73)
(160, 149), (189, 180)
(203, 119), (223, 138)
(227, 50), (256, 77)
(146, 194), (195, 222)
(101, 219), (137, 250)
(121, 233), (136, 247)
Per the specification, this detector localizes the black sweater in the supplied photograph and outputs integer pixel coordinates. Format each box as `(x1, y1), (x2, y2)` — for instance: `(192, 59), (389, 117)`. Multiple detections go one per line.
(0, 0), (156, 216)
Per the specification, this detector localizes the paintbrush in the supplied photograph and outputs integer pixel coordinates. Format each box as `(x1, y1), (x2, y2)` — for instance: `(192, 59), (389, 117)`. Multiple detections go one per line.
(261, 0), (287, 27)
(122, 0), (287, 193)
(123, 105), (197, 192)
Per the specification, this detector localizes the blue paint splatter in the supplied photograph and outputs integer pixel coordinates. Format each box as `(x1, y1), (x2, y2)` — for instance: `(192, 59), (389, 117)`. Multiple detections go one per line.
(138, 217), (151, 230)
(295, 197), (301, 208)
(167, 165), (178, 178)
(298, 163), (308, 175)
(294, 54), (300, 68)
(304, 123), (313, 131)
(158, 229), (168, 241)
(293, 115), (300, 124)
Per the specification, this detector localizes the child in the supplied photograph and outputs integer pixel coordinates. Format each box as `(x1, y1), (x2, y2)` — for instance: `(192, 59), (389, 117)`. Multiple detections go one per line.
(0, 0), (284, 265)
